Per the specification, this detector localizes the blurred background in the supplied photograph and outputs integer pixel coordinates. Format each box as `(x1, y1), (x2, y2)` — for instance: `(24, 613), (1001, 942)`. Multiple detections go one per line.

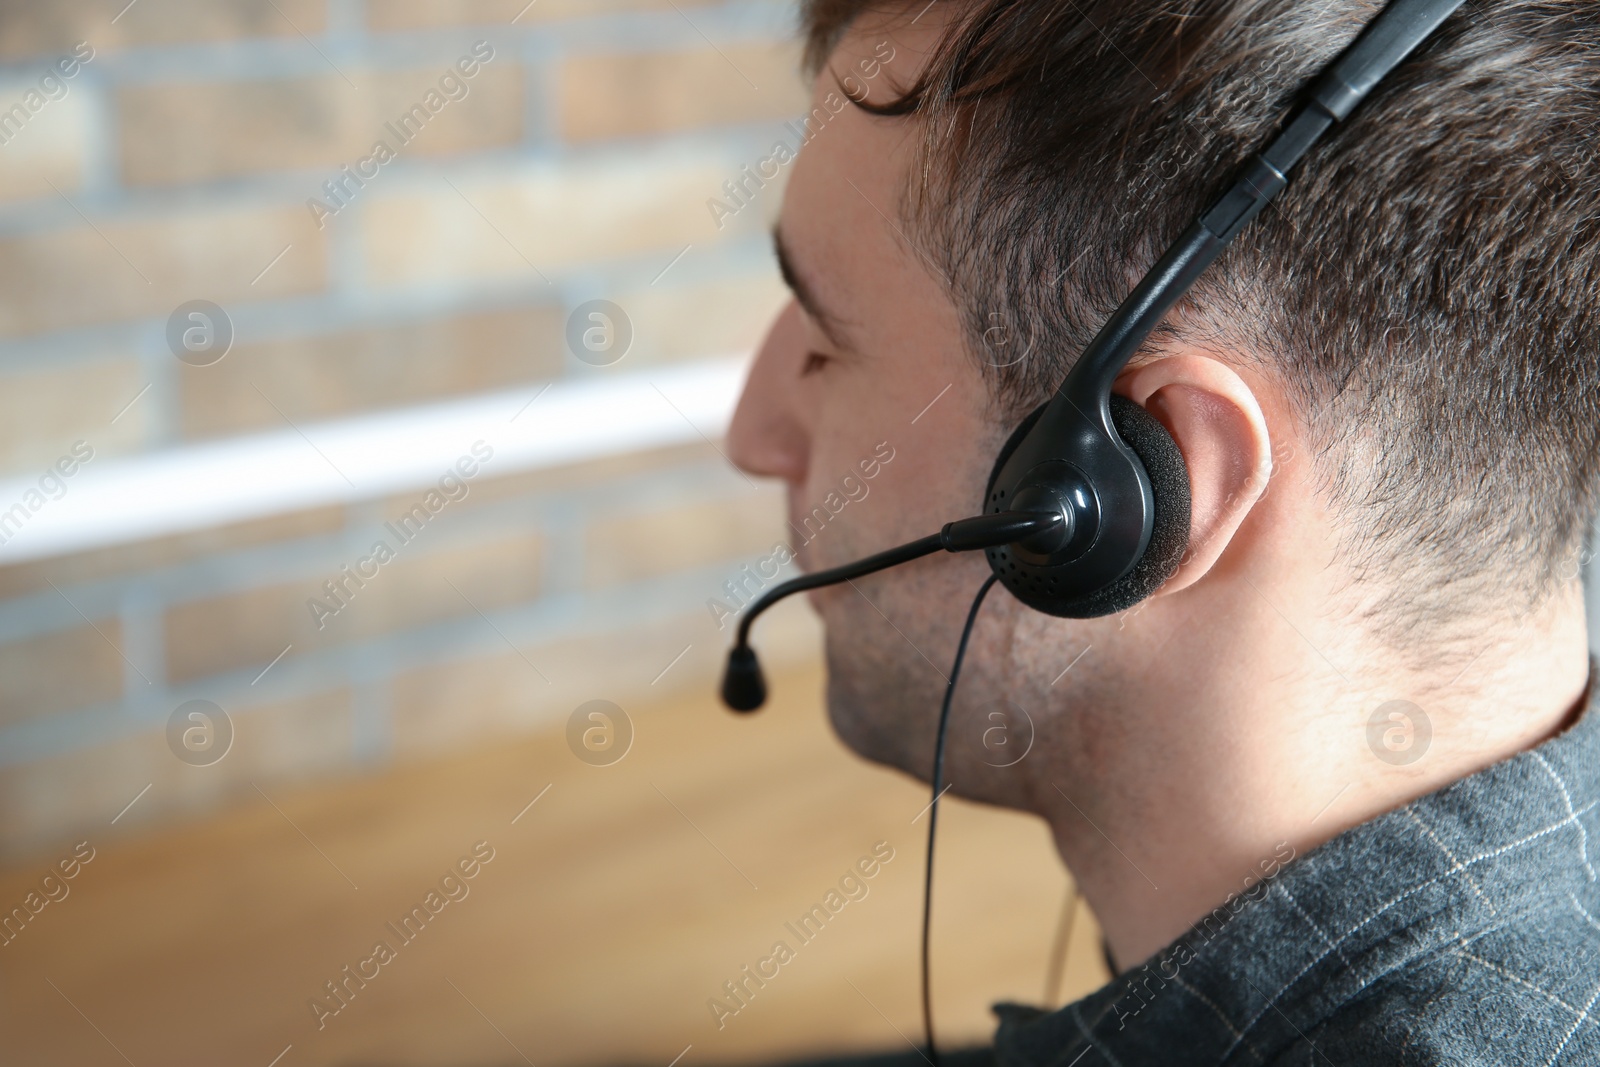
(0, 2), (1595, 1066)
(0, 2), (1107, 1065)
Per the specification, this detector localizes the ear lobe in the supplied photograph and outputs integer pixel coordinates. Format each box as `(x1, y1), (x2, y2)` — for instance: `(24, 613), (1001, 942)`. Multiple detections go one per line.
(1114, 352), (1273, 596)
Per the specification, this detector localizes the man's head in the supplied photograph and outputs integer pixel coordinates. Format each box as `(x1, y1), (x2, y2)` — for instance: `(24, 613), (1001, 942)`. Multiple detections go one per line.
(726, 0), (1598, 825)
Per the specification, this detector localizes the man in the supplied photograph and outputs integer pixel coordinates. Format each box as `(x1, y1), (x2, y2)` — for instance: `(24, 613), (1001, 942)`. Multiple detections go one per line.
(725, 0), (1600, 1064)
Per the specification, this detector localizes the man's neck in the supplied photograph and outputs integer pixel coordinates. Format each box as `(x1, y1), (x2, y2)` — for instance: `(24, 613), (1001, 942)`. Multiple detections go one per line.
(1039, 581), (1594, 973)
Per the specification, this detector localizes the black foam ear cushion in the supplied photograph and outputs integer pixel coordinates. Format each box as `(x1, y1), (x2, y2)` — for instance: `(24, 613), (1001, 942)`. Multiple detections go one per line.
(987, 394), (1191, 618)
(1076, 394), (1192, 617)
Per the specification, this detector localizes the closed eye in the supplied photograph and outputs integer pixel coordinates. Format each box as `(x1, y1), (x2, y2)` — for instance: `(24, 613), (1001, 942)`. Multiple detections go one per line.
(800, 351), (831, 377)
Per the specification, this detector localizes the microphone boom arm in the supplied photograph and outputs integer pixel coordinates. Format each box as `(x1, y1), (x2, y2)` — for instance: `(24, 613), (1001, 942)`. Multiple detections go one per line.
(721, 509), (1062, 711)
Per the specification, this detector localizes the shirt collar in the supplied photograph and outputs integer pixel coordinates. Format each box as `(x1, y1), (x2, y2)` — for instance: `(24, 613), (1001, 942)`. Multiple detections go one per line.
(993, 653), (1600, 1067)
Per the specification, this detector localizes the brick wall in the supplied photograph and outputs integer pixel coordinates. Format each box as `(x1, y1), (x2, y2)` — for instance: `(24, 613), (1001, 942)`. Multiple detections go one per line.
(0, 0), (818, 859)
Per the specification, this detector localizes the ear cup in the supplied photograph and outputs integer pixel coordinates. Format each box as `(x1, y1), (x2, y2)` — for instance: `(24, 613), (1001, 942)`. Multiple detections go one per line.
(1078, 394), (1191, 616)
(986, 394), (1191, 617)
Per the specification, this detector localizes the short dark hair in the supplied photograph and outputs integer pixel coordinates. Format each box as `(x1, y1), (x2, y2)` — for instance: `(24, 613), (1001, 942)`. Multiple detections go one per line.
(798, 0), (1600, 656)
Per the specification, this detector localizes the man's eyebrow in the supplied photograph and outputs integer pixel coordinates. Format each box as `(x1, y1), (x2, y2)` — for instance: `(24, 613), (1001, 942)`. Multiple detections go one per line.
(772, 225), (858, 353)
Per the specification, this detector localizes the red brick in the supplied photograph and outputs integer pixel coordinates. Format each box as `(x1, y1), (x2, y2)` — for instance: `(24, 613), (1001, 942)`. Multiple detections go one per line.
(0, 0), (326, 60)
(0, 622), (124, 729)
(0, 205), (325, 339)
(561, 41), (808, 142)
(179, 305), (564, 440)
(118, 65), (522, 187)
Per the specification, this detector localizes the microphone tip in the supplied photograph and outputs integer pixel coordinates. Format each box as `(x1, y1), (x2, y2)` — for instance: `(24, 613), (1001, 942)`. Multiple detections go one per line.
(721, 645), (767, 712)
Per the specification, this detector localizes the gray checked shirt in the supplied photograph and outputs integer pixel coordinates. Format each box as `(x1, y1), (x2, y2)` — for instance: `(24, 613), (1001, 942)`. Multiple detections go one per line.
(991, 653), (1600, 1067)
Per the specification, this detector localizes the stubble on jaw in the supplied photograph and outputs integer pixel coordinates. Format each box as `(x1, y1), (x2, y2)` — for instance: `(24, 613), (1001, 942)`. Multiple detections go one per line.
(816, 557), (1036, 796)
(816, 561), (1136, 827)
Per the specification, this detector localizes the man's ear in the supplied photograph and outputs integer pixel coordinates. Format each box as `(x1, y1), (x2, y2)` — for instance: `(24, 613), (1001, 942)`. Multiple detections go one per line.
(1114, 350), (1273, 596)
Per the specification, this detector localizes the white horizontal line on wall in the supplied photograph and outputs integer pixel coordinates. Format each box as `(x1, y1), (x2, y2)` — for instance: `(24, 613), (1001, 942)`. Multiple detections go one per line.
(0, 355), (750, 566)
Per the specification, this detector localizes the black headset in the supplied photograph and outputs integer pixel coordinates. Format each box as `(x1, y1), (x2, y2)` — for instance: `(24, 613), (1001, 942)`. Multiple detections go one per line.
(716, 0), (1464, 1060)
(722, 0), (1464, 710)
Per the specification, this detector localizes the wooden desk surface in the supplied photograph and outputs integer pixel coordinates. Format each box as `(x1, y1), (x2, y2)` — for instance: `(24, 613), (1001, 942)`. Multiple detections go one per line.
(0, 662), (1107, 1066)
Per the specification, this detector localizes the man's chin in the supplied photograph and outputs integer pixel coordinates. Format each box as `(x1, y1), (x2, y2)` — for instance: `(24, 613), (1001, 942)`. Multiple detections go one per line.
(821, 648), (930, 783)
(820, 629), (1044, 813)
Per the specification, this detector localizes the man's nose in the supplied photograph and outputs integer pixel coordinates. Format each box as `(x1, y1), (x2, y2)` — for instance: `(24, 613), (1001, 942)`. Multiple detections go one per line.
(726, 298), (811, 484)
